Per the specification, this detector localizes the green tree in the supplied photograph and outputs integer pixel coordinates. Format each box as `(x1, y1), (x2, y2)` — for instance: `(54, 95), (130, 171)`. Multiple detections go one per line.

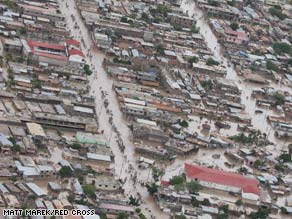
(179, 120), (189, 128)
(4, 0), (18, 10)
(141, 13), (150, 22)
(138, 213), (147, 219)
(206, 58), (220, 66)
(235, 199), (243, 206)
(17, 56), (24, 63)
(117, 212), (128, 219)
(273, 92), (285, 106)
(230, 22), (239, 31)
(129, 195), (140, 206)
(7, 53), (13, 62)
(249, 206), (270, 219)
(200, 80), (213, 90)
(208, 0), (219, 6)
(8, 137), (21, 152)
(189, 56), (198, 64)
(279, 153), (291, 163)
(19, 27), (27, 35)
(266, 60), (279, 71)
(269, 7), (287, 20)
(152, 167), (164, 182)
(254, 160), (265, 168)
(273, 42), (291, 54)
(191, 25), (200, 33)
(70, 143), (81, 150)
(186, 180), (202, 194)
(121, 16), (128, 23)
(9, 176), (17, 182)
(59, 166), (73, 178)
(82, 184), (96, 198)
(227, 0), (236, 6)
(169, 175), (185, 185)
(155, 44), (165, 54)
(218, 205), (229, 219)
(146, 183), (158, 195)
(175, 215), (187, 219)
(173, 24), (182, 31)
(83, 64), (92, 76)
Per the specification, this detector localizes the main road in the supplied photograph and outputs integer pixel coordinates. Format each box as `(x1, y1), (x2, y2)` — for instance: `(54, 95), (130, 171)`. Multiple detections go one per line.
(57, 0), (169, 218)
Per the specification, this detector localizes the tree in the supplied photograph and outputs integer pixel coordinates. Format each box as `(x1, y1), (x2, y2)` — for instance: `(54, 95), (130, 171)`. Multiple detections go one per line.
(175, 215), (187, 219)
(173, 24), (182, 31)
(7, 53), (13, 62)
(273, 42), (291, 55)
(279, 153), (291, 163)
(200, 80), (213, 90)
(100, 214), (108, 219)
(188, 56), (198, 64)
(59, 166), (73, 178)
(120, 16), (128, 23)
(227, 0), (236, 6)
(218, 205), (229, 219)
(238, 166), (248, 174)
(138, 213), (147, 219)
(70, 143), (81, 150)
(146, 183), (158, 195)
(206, 58), (220, 66)
(273, 92), (285, 106)
(190, 25), (200, 33)
(10, 176), (17, 182)
(266, 60), (278, 71)
(235, 199), (243, 206)
(8, 137), (21, 152)
(179, 120), (189, 128)
(19, 27), (27, 35)
(269, 7), (287, 20)
(152, 167), (164, 182)
(117, 212), (128, 219)
(169, 175), (185, 185)
(17, 56), (24, 63)
(186, 180), (202, 194)
(83, 64), (92, 76)
(249, 206), (270, 219)
(129, 195), (140, 206)
(230, 22), (239, 31)
(208, 0), (219, 6)
(155, 44), (165, 54)
(4, 0), (18, 10)
(82, 185), (96, 198)
(141, 13), (150, 22)
(254, 160), (265, 168)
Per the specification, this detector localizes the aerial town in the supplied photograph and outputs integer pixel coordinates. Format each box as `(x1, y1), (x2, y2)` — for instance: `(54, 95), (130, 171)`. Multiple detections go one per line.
(0, 0), (291, 218)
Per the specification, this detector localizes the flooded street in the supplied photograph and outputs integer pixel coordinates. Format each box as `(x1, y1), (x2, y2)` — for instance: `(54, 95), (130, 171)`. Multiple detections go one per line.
(58, 0), (169, 218)
(181, 0), (289, 150)
(55, 0), (290, 217)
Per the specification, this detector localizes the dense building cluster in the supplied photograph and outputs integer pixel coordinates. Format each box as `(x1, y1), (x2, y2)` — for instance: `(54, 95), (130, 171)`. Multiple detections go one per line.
(0, 0), (291, 219)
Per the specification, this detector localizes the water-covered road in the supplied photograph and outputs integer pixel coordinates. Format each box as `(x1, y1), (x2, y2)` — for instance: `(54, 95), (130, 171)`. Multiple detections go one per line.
(57, 0), (169, 218)
(56, 0), (290, 217)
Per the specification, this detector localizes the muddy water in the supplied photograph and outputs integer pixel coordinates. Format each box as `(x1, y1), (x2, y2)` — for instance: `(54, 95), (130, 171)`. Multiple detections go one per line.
(180, 0), (289, 150)
(56, 0), (290, 217)
(57, 0), (169, 218)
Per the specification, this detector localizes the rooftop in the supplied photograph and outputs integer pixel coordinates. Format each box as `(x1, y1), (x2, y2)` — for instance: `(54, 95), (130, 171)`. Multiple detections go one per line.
(185, 163), (260, 195)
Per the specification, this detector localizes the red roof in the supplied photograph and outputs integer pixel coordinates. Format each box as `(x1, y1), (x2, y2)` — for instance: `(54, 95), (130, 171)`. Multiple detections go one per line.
(34, 51), (67, 61)
(161, 180), (170, 186)
(27, 40), (65, 51)
(66, 39), (80, 47)
(185, 163), (260, 195)
(68, 49), (85, 57)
